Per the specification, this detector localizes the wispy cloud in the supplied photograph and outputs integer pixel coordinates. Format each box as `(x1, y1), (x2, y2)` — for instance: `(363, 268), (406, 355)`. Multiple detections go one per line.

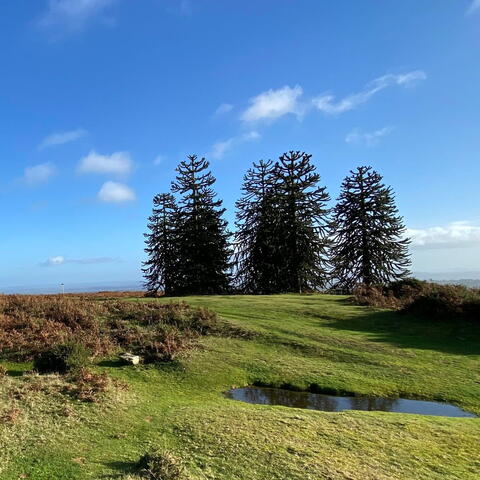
(345, 126), (394, 146)
(215, 103), (234, 116)
(38, 0), (117, 34)
(97, 181), (136, 203)
(210, 131), (261, 159)
(23, 163), (56, 185)
(240, 71), (426, 123)
(241, 85), (304, 123)
(153, 155), (165, 166)
(408, 221), (480, 249)
(40, 256), (66, 267)
(40, 255), (120, 267)
(39, 128), (88, 149)
(313, 71), (426, 115)
(467, 0), (480, 15)
(77, 150), (133, 175)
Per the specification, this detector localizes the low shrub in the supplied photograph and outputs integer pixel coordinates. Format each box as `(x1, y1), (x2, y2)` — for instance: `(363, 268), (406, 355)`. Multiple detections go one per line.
(404, 285), (480, 321)
(352, 279), (480, 322)
(65, 368), (125, 402)
(33, 342), (91, 374)
(136, 450), (186, 480)
(0, 294), (219, 363)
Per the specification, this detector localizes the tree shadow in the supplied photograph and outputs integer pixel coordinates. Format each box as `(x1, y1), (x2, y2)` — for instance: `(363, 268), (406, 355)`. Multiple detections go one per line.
(325, 307), (480, 356)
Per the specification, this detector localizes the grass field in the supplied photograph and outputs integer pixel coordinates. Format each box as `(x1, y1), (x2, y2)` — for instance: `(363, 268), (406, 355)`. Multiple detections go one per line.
(1, 294), (479, 479)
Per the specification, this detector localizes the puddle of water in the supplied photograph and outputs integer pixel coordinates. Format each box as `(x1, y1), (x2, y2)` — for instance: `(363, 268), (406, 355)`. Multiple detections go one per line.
(226, 387), (476, 418)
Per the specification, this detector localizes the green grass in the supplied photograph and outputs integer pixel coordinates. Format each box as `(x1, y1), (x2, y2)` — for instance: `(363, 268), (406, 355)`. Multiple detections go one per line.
(1, 294), (479, 479)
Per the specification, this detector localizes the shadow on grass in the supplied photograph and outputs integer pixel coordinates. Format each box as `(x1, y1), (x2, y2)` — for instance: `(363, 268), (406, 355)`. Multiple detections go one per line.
(6, 369), (25, 377)
(100, 460), (137, 478)
(326, 308), (480, 356)
(97, 358), (125, 368)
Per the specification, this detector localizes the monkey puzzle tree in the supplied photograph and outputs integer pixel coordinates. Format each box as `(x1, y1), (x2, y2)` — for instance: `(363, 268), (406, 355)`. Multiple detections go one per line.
(273, 151), (331, 292)
(142, 193), (179, 295)
(171, 155), (231, 295)
(234, 159), (281, 293)
(329, 166), (411, 289)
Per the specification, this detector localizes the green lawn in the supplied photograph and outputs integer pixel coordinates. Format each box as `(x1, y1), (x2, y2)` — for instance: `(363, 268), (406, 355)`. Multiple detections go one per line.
(1, 294), (479, 479)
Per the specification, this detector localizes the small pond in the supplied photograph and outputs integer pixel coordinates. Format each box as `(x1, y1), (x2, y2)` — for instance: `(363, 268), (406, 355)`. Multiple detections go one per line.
(226, 387), (476, 418)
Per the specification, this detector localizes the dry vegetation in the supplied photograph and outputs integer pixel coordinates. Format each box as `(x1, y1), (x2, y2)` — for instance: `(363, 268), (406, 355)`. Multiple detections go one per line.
(0, 294), (219, 363)
(352, 279), (480, 321)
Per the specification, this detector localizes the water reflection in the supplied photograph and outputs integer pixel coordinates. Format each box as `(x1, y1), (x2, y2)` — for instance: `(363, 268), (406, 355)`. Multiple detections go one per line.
(225, 387), (476, 418)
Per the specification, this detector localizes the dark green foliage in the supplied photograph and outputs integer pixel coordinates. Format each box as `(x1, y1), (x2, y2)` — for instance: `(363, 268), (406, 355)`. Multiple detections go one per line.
(33, 342), (91, 374)
(234, 152), (330, 293)
(330, 166), (411, 289)
(142, 193), (179, 296)
(136, 449), (186, 480)
(171, 155), (232, 295)
(234, 160), (281, 293)
(273, 151), (331, 292)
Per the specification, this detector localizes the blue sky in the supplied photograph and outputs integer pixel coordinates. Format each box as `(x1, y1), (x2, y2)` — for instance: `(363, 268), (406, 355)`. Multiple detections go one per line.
(1, 0), (480, 291)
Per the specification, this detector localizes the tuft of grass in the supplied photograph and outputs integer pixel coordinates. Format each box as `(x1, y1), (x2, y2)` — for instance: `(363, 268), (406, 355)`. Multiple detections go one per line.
(136, 449), (186, 480)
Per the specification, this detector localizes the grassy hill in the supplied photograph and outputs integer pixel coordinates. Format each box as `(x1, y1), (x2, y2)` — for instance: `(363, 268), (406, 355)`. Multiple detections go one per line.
(1, 294), (479, 479)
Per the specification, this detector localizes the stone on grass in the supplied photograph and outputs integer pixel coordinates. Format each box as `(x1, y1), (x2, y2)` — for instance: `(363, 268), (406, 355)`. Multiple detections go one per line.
(119, 353), (141, 365)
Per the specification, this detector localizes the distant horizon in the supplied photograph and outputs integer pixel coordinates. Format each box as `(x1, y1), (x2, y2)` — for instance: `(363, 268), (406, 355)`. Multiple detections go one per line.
(2, 272), (480, 295)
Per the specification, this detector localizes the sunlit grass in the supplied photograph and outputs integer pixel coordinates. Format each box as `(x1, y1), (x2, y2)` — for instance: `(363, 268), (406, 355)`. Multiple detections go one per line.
(1, 294), (479, 479)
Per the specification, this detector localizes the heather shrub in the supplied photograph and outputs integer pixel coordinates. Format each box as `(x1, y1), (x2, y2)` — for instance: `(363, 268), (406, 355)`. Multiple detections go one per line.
(33, 342), (91, 374)
(136, 450), (186, 480)
(0, 294), (218, 363)
(104, 300), (218, 332)
(352, 279), (480, 322)
(66, 368), (125, 403)
(404, 284), (480, 321)
(131, 326), (194, 363)
(352, 284), (395, 308)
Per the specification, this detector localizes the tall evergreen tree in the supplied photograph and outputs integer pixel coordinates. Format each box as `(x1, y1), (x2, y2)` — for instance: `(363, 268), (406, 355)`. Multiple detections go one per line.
(330, 166), (411, 288)
(234, 160), (281, 293)
(274, 151), (331, 292)
(171, 155), (231, 295)
(142, 193), (178, 295)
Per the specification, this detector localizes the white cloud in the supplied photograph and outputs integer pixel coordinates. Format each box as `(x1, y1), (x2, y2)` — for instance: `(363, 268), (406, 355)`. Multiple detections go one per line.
(241, 85), (304, 123)
(313, 70), (426, 115)
(38, 0), (116, 33)
(40, 255), (119, 266)
(408, 221), (480, 249)
(23, 163), (56, 185)
(467, 0), (480, 14)
(240, 71), (426, 123)
(77, 150), (132, 175)
(210, 131), (261, 159)
(153, 155), (165, 166)
(345, 126), (394, 146)
(97, 181), (136, 203)
(215, 103), (234, 115)
(39, 128), (87, 149)
(41, 256), (66, 267)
